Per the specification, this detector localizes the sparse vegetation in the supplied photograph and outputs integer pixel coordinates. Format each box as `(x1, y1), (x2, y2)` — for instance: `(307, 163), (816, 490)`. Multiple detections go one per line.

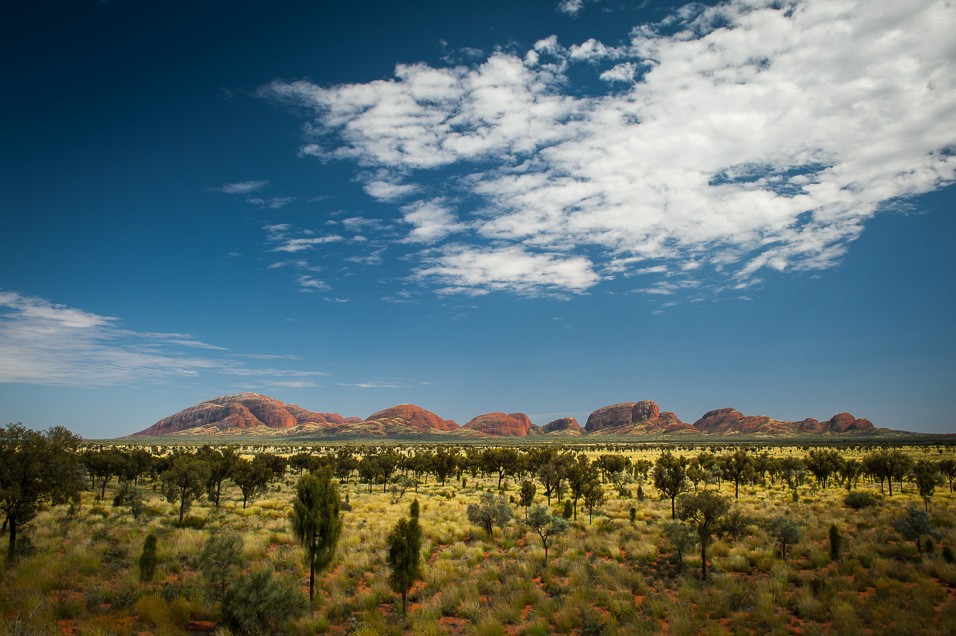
(1, 438), (955, 634)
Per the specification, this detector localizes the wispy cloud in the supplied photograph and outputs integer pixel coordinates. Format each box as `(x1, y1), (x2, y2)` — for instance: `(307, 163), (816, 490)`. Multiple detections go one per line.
(265, 223), (344, 253)
(296, 275), (331, 292)
(246, 195), (295, 209)
(211, 181), (295, 209)
(212, 180), (268, 195)
(0, 291), (328, 388)
(262, 0), (956, 298)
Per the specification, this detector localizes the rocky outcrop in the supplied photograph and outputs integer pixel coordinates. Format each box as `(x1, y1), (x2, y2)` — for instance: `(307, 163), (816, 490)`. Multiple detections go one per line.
(585, 401), (660, 432)
(827, 412), (874, 432)
(585, 401), (696, 435)
(365, 404), (459, 432)
(131, 393), (349, 436)
(541, 417), (582, 434)
(463, 412), (539, 436)
(795, 418), (824, 434)
(130, 393), (886, 438)
(693, 409), (877, 435)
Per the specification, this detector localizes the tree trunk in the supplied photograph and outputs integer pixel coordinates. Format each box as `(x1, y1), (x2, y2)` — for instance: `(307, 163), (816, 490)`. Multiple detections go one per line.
(701, 537), (708, 581)
(179, 490), (187, 525)
(401, 590), (407, 616)
(7, 517), (17, 560)
(309, 552), (316, 613)
(670, 496), (676, 520)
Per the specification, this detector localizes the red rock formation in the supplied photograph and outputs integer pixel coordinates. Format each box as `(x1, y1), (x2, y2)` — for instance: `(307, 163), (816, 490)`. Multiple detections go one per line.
(585, 401), (664, 432)
(365, 404), (459, 432)
(585, 401), (694, 434)
(462, 412), (538, 436)
(131, 393), (356, 436)
(796, 418), (824, 433)
(542, 417), (581, 434)
(693, 408), (745, 433)
(827, 412), (874, 432)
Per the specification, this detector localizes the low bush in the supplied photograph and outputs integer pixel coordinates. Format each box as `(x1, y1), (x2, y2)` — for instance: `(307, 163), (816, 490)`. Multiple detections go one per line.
(844, 491), (878, 509)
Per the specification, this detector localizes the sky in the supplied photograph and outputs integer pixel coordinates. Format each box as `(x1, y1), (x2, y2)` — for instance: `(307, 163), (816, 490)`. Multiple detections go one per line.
(1, 0), (954, 438)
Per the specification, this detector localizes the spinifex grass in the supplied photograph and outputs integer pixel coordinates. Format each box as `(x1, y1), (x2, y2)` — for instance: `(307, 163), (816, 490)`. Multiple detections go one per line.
(0, 442), (954, 635)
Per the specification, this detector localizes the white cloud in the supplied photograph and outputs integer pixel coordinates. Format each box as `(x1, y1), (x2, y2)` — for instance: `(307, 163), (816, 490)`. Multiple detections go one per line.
(600, 62), (639, 83)
(213, 180), (268, 194)
(296, 275), (331, 292)
(271, 236), (345, 253)
(363, 179), (419, 201)
(263, 0), (956, 297)
(246, 195), (295, 209)
(0, 291), (324, 388)
(557, 0), (585, 16)
(401, 199), (467, 243)
(416, 245), (600, 295)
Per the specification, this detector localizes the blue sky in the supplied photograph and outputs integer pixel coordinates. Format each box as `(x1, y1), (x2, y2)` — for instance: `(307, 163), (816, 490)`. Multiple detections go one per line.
(1, 0), (954, 437)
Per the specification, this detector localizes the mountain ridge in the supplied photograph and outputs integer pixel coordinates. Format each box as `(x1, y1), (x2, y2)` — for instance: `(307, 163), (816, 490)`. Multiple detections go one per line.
(126, 393), (910, 439)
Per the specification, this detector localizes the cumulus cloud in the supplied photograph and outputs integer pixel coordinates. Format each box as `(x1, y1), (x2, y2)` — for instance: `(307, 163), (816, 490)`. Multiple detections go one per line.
(262, 0), (956, 297)
(400, 199), (467, 243)
(416, 245), (600, 296)
(557, 0), (585, 16)
(0, 291), (324, 387)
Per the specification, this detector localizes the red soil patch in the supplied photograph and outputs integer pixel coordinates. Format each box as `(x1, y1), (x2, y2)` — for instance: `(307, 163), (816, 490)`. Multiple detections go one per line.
(188, 620), (216, 632)
(438, 616), (471, 634)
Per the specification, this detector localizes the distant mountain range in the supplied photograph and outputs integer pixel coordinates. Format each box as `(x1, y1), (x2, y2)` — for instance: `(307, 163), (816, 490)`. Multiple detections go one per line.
(127, 393), (901, 439)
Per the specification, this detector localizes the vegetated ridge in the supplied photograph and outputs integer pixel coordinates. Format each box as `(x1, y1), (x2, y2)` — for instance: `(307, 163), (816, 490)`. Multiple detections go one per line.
(127, 393), (907, 439)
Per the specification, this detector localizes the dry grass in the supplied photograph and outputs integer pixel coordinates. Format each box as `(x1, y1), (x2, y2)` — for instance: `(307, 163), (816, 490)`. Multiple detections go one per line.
(1, 443), (955, 634)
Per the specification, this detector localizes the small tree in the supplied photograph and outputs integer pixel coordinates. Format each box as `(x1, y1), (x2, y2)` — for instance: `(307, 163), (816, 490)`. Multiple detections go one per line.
(197, 446), (239, 509)
(767, 516), (802, 561)
(566, 454), (595, 520)
(938, 459), (956, 493)
(720, 449), (754, 500)
(662, 521), (697, 571)
(581, 478), (605, 525)
(0, 424), (83, 559)
(913, 460), (941, 511)
(829, 523), (842, 561)
(231, 457), (272, 509)
(526, 504), (569, 563)
(198, 531), (246, 600)
(677, 490), (732, 581)
(431, 448), (458, 486)
(161, 454), (210, 526)
(654, 452), (689, 519)
(562, 500), (573, 519)
(291, 471), (341, 612)
(466, 492), (513, 537)
(386, 512), (422, 616)
(894, 503), (940, 557)
(519, 480), (536, 520)
(139, 534), (158, 583)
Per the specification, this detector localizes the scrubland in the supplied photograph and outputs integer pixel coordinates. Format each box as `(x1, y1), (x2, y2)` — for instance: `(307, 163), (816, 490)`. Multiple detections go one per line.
(1, 443), (955, 635)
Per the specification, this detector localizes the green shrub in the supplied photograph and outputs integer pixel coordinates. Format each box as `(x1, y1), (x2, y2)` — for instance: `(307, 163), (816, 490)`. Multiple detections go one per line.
(221, 568), (307, 635)
(943, 545), (955, 564)
(829, 524), (842, 562)
(139, 534), (158, 583)
(844, 491), (877, 509)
